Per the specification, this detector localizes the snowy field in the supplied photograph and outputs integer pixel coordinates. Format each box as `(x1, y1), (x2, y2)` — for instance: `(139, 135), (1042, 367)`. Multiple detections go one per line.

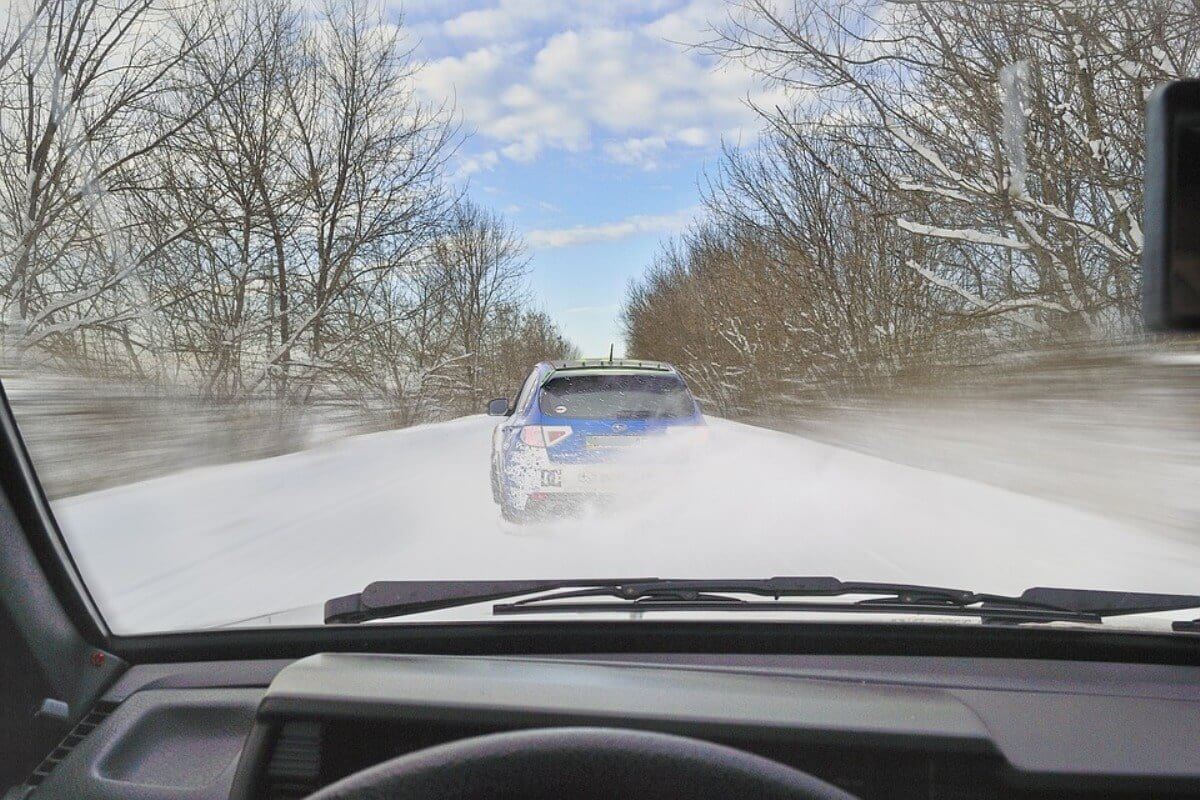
(56, 415), (1200, 633)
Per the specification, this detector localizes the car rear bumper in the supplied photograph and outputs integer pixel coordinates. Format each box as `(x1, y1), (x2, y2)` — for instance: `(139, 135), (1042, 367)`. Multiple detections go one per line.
(536, 463), (664, 492)
(502, 451), (669, 510)
(522, 492), (612, 517)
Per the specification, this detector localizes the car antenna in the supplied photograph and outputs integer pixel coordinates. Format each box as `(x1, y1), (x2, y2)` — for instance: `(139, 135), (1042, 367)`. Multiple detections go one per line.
(608, 343), (614, 363)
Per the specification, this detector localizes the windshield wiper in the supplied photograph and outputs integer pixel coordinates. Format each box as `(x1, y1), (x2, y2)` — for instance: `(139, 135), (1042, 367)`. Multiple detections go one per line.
(325, 578), (657, 623)
(325, 577), (1200, 626)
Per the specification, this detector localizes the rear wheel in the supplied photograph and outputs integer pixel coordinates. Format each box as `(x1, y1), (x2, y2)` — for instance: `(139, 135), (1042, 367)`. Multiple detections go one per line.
(500, 495), (529, 524)
(498, 474), (529, 523)
(495, 461), (529, 523)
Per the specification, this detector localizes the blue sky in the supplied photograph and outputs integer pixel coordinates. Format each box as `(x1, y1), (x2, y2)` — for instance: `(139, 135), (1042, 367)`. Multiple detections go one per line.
(399, 0), (782, 356)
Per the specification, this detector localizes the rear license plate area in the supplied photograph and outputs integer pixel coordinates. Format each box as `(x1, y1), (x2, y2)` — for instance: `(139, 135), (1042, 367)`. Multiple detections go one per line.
(585, 435), (639, 449)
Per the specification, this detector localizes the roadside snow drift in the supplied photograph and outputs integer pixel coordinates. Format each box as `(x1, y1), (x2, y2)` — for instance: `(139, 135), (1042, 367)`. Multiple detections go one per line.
(56, 415), (1200, 632)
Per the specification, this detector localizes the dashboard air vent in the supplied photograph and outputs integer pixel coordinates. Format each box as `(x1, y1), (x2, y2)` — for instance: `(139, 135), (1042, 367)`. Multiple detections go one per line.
(264, 721), (324, 799)
(21, 700), (118, 794)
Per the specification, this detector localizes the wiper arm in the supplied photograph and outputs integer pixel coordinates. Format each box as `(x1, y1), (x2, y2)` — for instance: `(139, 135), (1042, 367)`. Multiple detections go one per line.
(325, 578), (659, 623)
(325, 577), (1200, 626)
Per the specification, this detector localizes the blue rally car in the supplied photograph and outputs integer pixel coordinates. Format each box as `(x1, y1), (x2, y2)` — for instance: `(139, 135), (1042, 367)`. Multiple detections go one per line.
(487, 359), (707, 523)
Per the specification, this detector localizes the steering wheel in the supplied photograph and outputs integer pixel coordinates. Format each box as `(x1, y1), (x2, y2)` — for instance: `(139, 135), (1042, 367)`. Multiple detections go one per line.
(306, 726), (858, 800)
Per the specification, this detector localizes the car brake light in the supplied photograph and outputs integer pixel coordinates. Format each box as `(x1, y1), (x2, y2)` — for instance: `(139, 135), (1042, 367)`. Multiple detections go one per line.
(520, 425), (572, 447)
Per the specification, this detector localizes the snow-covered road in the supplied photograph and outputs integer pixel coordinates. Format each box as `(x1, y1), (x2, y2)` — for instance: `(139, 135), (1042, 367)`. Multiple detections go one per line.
(56, 415), (1200, 633)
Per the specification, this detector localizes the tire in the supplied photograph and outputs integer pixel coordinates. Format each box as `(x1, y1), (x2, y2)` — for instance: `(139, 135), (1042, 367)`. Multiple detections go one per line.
(490, 462), (502, 504)
(499, 480), (530, 524)
(500, 497), (529, 524)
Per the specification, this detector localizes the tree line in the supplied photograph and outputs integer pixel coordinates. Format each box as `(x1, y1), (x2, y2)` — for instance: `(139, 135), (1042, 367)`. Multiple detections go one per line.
(0, 0), (575, 424)
(624, 0), (1197, 417)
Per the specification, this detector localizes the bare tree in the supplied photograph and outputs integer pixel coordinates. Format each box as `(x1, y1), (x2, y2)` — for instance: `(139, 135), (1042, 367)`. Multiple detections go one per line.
(713, 0), (1200, 338)
(0, 0), (241, 354)
(625, 0), (1200, 420)
(146, 0), (304, 400)
(625, 129), (957, 414)
(0, 0), (575, 435)
(261, 0), (455, 404)
(434, 200), (530, 410)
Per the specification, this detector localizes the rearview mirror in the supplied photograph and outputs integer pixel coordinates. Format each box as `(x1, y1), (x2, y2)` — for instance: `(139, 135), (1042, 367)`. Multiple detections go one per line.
(486, 398), (510, 416)
(1144, 80), (1200, 331)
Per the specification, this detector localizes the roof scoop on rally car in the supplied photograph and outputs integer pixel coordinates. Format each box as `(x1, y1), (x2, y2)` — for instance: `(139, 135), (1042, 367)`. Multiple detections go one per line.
(324, 577), (1200, 625)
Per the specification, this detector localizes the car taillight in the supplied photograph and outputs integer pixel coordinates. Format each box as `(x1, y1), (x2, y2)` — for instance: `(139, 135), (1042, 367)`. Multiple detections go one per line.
(520, 425), (572, 447)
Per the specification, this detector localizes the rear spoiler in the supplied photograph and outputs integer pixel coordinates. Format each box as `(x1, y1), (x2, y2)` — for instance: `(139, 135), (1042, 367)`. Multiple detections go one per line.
(548, 359), (674, 372)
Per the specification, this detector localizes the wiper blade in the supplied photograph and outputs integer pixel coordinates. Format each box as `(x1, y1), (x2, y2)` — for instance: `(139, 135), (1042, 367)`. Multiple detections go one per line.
(498, 585), (1200, 626)
(325, 577), (1200, 626)
(500, 583), (1200, 623)
(490, 578), (971, 612)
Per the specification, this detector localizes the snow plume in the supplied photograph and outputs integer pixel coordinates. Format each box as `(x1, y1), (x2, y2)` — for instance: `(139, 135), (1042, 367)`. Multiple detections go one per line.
(999, 60), (1030, 199)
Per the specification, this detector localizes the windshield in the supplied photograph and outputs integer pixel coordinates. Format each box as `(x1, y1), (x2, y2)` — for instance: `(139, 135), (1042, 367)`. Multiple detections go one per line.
(0, 0), (1197, 634)
(539, 374), (697, 419)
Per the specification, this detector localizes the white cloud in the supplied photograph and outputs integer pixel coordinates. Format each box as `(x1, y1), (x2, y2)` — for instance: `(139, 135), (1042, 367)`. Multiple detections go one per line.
(435, 0), (676, 44)
(603, 127), (713, 169)
(641, 0), (730, 43)
(676, 126), (709, 146)
(527, 207), (698, 249)
(400, 0), (480, 23)
(442, 0), (558, 41)
(603, 136), (669, 169)
(455, 149), (501, 177)
(413, 0), (782, 172)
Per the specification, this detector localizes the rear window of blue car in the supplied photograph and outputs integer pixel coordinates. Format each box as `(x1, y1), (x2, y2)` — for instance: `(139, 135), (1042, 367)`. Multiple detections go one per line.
(539, 373), (697, 419)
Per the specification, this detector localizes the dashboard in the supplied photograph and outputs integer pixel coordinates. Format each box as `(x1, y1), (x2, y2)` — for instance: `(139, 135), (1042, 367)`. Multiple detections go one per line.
(18, 652), (1200, 799)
